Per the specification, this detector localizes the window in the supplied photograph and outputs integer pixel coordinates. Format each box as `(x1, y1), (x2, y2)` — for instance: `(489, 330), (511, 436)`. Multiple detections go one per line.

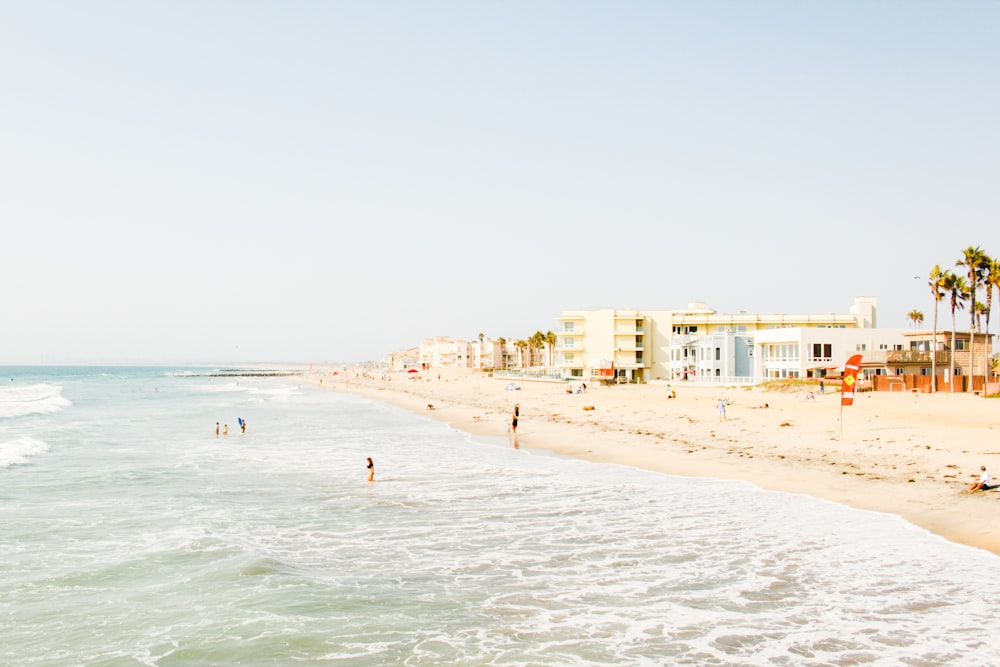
(564, 322), (575, 332)
(811, 343), (832, 359)
(856, 343), (867, 352)
(715, 347), (721, 361)
(955, 340), (968, 350)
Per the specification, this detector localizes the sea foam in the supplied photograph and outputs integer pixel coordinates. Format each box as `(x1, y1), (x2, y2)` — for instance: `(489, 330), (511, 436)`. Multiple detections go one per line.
(0, 383), (71, 419)
(0, 436), (50, 467)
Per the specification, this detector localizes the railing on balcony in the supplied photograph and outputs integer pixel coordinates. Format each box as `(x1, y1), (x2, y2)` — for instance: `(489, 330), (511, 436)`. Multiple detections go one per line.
(886, 350), (951, 364)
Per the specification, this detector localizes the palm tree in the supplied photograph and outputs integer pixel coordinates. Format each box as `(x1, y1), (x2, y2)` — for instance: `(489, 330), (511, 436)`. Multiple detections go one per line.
(530, 331), (545, 368)
(943, 271), (968, 392)
(983, 257), (1000, 386)
(497, 336), (507, 370)
(514, 339), (529, 369)
(907, 310), (924, 328)
(929, 265), (946, 392)
(957, 246), (988, 391)
(545, 330), (558, 368)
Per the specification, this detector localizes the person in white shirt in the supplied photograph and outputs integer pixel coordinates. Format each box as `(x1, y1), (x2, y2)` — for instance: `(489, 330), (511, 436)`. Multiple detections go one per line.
(968, 465), (993, 491)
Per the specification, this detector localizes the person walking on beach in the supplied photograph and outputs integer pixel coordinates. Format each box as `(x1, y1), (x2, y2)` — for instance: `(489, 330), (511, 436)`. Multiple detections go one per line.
(717, 398), (727, 422)
(510, 404), (520, 433)
(366, 457), (375, 482)
(968, 465), (993, 491)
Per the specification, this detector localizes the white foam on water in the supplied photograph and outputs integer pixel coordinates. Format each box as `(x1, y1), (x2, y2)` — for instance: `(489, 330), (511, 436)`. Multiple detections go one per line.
(3, 372), (999, 665)
(0, 436), (50, 467)
(0, 383), (71, 419)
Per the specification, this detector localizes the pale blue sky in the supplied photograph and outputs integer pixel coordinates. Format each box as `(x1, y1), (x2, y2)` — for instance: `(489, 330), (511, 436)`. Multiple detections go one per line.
(2, 2), (998, 364)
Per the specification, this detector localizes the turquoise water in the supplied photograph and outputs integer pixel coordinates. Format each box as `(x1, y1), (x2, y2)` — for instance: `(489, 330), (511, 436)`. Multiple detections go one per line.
(2, 366), (999, 666)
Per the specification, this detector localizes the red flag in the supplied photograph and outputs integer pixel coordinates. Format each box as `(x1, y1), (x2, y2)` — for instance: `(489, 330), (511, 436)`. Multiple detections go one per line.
(841, 354), (863, 406)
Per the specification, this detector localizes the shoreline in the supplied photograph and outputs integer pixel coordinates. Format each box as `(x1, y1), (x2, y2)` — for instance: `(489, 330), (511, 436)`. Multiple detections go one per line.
(307, 368), (1000, 557)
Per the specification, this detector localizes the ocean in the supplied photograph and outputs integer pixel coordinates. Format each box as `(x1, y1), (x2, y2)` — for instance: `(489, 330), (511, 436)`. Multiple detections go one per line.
(1, 366), (998, 666)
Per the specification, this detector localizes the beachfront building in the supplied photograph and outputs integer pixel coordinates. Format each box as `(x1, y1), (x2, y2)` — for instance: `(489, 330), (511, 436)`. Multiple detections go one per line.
(384, 347), (421, 371)
(556, 308), (665, 383)
(418, 337), (471, 369)
(753, 326), (909, 381)
(469, 338), (503, 371)
(555, 297), (878, 384)
(868, 330), (995, 392)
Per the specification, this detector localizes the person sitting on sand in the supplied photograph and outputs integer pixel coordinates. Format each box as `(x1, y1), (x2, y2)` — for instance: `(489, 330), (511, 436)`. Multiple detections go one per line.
(968, 465), (994, 491)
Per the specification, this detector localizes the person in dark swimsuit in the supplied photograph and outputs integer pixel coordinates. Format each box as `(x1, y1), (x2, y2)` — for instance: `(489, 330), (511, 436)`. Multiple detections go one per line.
(366, 457), (375, 482)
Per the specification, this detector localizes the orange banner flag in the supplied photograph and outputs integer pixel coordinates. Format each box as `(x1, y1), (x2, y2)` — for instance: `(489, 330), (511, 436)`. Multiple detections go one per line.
(841, 354), (863, 406)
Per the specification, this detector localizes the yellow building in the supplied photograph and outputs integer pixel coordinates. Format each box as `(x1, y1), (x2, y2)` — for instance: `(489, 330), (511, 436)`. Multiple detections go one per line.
(555, 298), (877, 384)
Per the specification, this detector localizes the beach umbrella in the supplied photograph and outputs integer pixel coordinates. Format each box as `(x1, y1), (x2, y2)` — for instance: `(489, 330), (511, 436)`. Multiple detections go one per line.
(407, 368), (419, 373)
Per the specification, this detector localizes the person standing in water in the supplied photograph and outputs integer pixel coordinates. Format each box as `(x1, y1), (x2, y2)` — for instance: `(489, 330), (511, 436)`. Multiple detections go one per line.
(366, 457), (375, 482)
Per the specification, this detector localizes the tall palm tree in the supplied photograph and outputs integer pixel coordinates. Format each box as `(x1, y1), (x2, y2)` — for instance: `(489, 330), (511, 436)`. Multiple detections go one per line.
(545, 330), (558, 368)
(957, 246), (988, 391)
(907, 310), (924, 328)
(943, 271), (968, 392)
(497, 336), (507, 370)
(929, 265), (946, 392)
(514, 339), (529, 369)
(530, 331), (545, 368)
(983, 257), (1000, 386)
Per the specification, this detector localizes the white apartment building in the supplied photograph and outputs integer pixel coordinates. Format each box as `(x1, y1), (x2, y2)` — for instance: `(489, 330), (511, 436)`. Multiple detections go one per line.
(753, 326), (909, 380)
(555, 297), (879, 384)
(418, 337), (469, 369)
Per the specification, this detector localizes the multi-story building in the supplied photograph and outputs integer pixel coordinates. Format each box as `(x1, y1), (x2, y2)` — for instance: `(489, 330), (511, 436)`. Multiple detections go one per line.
(753, 326), (908, 380)
(555, 297), (878, 384)
(418, 337), (469, 369)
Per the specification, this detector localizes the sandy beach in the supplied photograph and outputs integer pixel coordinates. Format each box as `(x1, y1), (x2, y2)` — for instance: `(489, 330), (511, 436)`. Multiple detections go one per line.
(308, 368), (1000, 556)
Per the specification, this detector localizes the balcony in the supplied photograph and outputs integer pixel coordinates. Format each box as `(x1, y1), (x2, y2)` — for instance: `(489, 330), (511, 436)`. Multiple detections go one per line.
(886, 350), (951, 364)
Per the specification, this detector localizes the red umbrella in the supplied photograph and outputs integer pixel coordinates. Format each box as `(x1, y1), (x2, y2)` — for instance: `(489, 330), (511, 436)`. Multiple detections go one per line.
(407, 368), (419, 373)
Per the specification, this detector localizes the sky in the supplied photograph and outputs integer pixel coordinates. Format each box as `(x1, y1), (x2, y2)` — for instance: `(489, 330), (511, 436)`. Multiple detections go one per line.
(2, 1), (999, 364)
